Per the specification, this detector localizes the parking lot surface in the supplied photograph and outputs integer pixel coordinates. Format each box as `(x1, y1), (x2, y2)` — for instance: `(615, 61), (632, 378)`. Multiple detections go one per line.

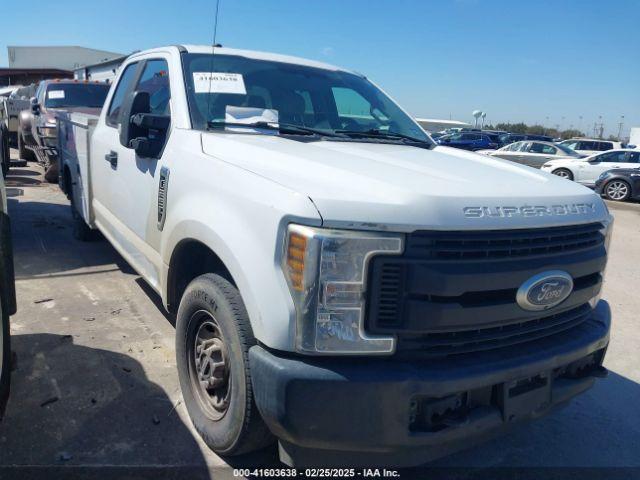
(1, 157), (639, 475)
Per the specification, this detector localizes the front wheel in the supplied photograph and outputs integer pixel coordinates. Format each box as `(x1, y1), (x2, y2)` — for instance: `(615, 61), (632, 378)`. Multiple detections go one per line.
(552, 168), (574, 181)
(603, 180), (631, 202)
(17, 132), (35, 163)
(176, 273), (273, 456)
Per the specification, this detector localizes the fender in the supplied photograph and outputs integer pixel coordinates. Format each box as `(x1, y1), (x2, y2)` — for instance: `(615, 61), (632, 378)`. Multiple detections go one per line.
(159, 156), (321, 351)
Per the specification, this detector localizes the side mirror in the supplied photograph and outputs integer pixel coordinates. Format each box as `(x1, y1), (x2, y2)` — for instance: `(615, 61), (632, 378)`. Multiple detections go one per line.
(30, 97), (40, 114)
(119, 91), (170, 158)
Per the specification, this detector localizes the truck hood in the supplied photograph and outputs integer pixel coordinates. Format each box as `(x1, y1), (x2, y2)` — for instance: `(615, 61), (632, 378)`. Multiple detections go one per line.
(201, 133), (609, 231)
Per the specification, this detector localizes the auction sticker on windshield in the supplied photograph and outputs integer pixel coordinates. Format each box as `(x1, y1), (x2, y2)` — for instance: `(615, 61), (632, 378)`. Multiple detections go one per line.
(193, 72), (247, 94)
(47, 90), (65, 99)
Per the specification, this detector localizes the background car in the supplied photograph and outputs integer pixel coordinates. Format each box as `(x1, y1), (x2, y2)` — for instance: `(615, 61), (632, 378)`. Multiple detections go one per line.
(559, 138), (622, 156)
(595, 168), (640, 201)
(499, 133), (554, 146)
(478, 140), (582, 168)
(541, 149), (640, 186)
(436, 132), (499, 151)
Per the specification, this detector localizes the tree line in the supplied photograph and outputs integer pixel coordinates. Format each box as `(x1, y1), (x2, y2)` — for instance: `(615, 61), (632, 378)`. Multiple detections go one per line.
(485, 123), (588, 140)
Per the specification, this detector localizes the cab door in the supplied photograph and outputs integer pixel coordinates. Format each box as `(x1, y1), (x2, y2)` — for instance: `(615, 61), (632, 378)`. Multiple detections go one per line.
(91, 57), (172, 289)
(576, 150), (627, 185)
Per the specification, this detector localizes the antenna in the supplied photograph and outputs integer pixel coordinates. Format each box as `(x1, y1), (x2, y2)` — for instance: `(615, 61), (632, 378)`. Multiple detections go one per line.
(206, 0), (222, 121)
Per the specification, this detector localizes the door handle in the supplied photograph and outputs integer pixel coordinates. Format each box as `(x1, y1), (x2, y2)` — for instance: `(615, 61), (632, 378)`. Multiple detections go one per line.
(105, 150), (118, 168)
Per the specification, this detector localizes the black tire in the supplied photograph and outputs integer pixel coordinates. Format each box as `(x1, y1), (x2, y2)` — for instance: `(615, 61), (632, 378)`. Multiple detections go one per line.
(0, 302), (10, 419)
(552, 168), (574, 181)
(603, 179), (631, 202)
(17, 132), (36, 163)
(0, 127), (9, 179)
(70, 187), (94, 241)
(44, 160), (59, 184)
(176, 273), (273, 456)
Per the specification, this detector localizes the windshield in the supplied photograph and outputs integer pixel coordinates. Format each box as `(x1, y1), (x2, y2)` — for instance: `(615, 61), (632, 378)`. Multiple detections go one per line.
(556, 143), (582, 157)
(44, 83), (110, 108)
(181, 53), (430, 143)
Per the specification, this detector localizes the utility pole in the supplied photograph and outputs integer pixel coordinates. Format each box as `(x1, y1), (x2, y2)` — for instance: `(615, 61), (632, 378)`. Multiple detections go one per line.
(545, 116), (550, 135)
(617, 115), (625, 141)
(578, 115), (583, 135)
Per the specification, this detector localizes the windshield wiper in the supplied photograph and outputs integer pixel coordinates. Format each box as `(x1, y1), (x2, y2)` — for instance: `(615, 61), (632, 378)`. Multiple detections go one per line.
(207, 121), (345, 138)
(336, 128), (433, 147)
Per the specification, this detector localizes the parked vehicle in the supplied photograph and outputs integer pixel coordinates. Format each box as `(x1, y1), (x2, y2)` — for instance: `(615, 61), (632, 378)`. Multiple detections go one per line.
(594, 168), (640, 202)
(541, 149), (640, 186)
(499, 133), (554, 146)
(436, 132), (499, 150)
(19, 79), (109, 182)
(0, 174), (17, 418)
(559, 138), (622, 156)
(478, 140), (582, 168)
(0, 85), (35, 175)
(58, 45), (612, 467)
(629, 127), (640, 149)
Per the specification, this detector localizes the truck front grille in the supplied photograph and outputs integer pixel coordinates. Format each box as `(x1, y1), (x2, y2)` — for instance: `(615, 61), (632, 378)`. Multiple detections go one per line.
(366, 223), (607, 357)
(405, 222), (604, 260)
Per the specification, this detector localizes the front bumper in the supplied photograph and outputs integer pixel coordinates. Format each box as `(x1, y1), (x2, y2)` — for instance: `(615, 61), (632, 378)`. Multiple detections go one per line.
(250, 301), (611, 467)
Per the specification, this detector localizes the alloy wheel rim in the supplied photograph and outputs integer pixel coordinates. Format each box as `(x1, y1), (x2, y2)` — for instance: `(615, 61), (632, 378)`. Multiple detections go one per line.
(555, 170), (570, 179)
(606, 181), (628, 200)
(190, 311), (231, 420)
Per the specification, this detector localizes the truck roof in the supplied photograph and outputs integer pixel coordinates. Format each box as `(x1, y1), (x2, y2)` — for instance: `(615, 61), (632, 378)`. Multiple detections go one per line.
(128, 44), (353, 75)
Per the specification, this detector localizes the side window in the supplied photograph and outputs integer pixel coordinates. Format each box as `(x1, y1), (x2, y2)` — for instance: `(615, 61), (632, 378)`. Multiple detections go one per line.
(106, 63), (139, 126)
(540, 144), (557, 154)
(135, 59), (171, 116)
(519, 142), (532, 152)
(598, 142), (613, 151)
(600, 151), (626, 163)
(529, 142), (546, 154)
(563, 141), (578, 150)
(627, 152), (640, 163)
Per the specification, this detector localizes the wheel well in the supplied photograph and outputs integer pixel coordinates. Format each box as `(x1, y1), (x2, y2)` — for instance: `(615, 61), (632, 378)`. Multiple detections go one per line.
(167, 240), (235, 314)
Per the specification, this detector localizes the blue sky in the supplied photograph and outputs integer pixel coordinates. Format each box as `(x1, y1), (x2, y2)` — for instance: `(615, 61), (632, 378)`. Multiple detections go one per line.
(2, 0), (638, 136)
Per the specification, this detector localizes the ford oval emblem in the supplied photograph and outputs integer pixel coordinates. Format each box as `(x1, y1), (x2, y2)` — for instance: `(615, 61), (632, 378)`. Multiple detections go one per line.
(516, 271), (573, 311)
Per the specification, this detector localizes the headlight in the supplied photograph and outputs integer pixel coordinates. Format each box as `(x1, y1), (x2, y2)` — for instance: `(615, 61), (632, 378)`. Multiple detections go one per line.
(283, 224), (403, 355)
(590, 216), (614, 308)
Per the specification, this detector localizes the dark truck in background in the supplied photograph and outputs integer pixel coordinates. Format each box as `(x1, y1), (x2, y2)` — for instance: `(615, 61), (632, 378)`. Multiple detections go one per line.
(19, 80), (109, 182)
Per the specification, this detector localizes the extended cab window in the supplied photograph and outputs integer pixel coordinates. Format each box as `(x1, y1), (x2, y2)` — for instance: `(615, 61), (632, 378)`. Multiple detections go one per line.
(135, 59), (171, 116)
(106, 63), (139, 126)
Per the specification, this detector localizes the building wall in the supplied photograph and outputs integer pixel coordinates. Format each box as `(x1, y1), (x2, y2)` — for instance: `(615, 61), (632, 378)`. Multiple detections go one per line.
(8, 46), (122, 70)
(74, 62), (122, 83)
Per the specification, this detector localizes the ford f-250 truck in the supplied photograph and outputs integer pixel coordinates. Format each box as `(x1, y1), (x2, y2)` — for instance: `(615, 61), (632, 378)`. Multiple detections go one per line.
(57, 45), (613, 467)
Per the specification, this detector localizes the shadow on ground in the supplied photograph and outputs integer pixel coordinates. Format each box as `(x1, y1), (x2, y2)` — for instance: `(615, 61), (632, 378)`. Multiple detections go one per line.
(0, 333), (210, 477)
(8, 198), (135, 280)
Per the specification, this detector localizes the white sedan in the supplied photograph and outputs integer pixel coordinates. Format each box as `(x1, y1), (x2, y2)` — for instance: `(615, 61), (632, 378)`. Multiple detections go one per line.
(540, 149), (640, 186)
(477, 140), (582, 168)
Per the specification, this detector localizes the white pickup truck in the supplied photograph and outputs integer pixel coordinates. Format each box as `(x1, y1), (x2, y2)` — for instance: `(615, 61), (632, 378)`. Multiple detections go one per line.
(57, 45), (613, 467)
